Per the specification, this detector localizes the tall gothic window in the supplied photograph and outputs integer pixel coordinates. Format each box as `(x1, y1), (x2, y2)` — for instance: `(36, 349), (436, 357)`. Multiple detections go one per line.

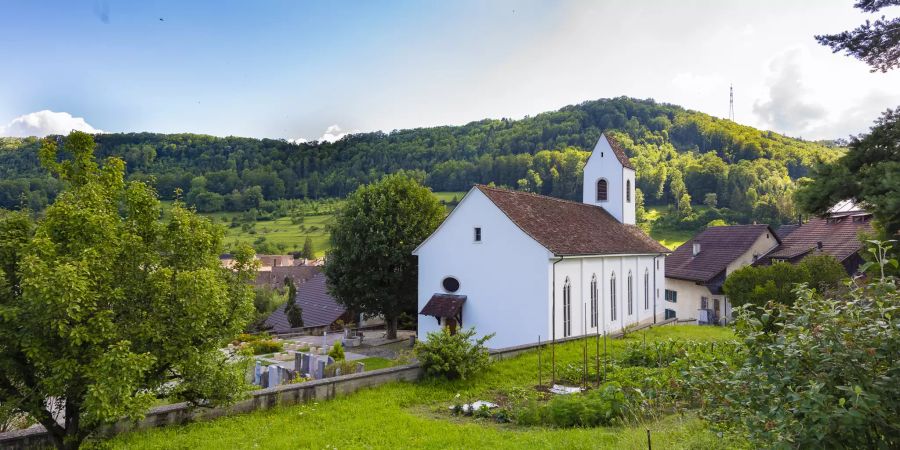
(562, 277), (572, 337)
(590, 275), (598, 328)
(596, 179), (608, 202)
(627, 271), (633, 316)
(626, 180), (631, 203)
(644, 269), (650, 310)
(610, 272), (617, 321)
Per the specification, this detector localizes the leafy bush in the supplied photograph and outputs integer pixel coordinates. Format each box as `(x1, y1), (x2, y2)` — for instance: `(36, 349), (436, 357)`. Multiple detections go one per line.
(514, 383), (630, 427)
(328, 341), (345, 361)
(694, 259), (900, 448)
(249, 339), (283, 355)
(324, 360), (358, 377)
(414, 327), (493, 380)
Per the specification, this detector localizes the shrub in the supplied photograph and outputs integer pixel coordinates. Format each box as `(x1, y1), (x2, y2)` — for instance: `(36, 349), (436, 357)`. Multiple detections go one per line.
(249, 339), (283, 355)
(514, 383), (631, 428)
(414, 327), (493, 380)
(695, 270), (900, 448)
(328, 341), (345, 361)
(324, 360), (358, 377)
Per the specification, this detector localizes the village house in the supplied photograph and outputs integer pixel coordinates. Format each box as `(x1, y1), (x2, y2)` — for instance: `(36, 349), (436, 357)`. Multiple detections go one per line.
(664, 224), (780, 324)
(414, 134), (669, 348)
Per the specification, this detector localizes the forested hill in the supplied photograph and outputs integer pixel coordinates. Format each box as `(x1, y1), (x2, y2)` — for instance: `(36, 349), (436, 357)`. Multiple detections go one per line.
(0, 97), (841, 225)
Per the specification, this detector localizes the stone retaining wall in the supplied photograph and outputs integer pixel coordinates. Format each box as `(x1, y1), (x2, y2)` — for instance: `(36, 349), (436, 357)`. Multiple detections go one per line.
(0, 318), (676, 449)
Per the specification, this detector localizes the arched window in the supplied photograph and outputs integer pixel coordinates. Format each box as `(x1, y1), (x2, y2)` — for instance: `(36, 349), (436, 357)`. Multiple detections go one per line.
(610, 272), (617, 321)
(590, 275), (598, 328)
(562, 277), (572, 337)
(627, 271), (633, 316)
(644, 269), (650, 310)
(626, 180), (631, 203)
(596, 179), (608, 202)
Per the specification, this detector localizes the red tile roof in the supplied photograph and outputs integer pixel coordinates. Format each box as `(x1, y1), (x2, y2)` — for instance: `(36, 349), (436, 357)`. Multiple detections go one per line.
(765, 215), (874, 262)
(666, 224), (776, 283)
(476, 185), (668, 256)
(605, 135), (634, 170)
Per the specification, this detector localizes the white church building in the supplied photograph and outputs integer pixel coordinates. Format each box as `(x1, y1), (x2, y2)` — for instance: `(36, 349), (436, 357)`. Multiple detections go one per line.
(414, 134), (669, 348)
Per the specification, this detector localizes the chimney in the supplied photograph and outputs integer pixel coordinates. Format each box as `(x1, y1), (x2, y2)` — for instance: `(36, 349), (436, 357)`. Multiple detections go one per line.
(692, 241), (701, 256)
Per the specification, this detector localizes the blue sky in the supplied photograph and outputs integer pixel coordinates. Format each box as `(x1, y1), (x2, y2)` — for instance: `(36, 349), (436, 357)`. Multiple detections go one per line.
(2, 0), (899, 141)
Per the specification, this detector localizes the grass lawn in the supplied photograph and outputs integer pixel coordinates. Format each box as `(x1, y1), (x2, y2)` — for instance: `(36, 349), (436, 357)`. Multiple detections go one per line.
(357, 356), (395, 371)
(108, 326), (741, 449)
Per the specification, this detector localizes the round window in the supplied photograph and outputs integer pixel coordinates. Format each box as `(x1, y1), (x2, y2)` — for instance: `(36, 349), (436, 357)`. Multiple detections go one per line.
(442, 277), (460, 293)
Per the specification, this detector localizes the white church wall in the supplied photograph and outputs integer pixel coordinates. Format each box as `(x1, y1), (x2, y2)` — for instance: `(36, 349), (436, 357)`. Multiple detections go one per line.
(622, 168), (636, 225)
(549, 254), (662, 341)
(415, 188), (551, 349)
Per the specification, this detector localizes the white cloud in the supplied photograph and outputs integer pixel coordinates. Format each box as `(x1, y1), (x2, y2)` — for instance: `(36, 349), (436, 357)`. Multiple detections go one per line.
(0, 110), (103, 137)
(753, 48), (827, 136)
(289, 124), (357, 144)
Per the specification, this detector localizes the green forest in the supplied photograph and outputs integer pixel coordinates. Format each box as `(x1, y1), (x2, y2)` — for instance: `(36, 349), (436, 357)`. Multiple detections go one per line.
(0, 97), (842, 230)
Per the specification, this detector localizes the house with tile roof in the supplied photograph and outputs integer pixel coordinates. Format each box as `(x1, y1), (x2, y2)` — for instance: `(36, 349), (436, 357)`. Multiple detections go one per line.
(264, 272), (353, 333)
(413, 134), (669, 348)
(665, 225), (780, 324)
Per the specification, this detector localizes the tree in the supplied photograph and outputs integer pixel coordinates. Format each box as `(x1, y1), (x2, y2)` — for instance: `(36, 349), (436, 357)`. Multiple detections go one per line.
(677, 193), (693, 220)
(703, 192), (718, 208)
(323, 174), (444, 339)
(634, 188), (647, 224)
(723, 256), (847, 309)
(0, 132), (256, 449)
(301, 236), (315, 260)
(796, 107), (900, 235)
(815, 0), (900, 72)
(283, 277), (303, 328)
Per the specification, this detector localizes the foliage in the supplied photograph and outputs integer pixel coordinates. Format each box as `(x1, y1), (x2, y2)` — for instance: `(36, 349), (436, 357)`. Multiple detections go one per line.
(797, 107), (900, 235)
(695, 276), (900, 448)
(0, 98), (840, 230)
(0, 132), (256, 449)
(300, 236), (314, 259)
(248, 286), (286, 332)
(414, 327), (493, 380)
(723, 256), (847, 308)
(283, 277), (303, 328)
(323, 174), (444, 339)
(248, 339), (283, 355)
(328, 341), (345, 361)
(514, 383), (631, 427)
(324, 359), (357, 377)
(815, 0), (900, 72)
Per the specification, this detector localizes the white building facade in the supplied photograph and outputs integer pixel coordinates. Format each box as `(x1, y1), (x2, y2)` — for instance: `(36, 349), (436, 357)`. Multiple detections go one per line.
(415, 135), (669, 348)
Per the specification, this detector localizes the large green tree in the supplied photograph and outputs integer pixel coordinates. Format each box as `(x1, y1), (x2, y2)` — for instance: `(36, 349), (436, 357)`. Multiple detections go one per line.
(0, 132), (256, 449)
(323, 174), (444, 339)
(796, 107), (900, 235)
(815, 0), (900, 72)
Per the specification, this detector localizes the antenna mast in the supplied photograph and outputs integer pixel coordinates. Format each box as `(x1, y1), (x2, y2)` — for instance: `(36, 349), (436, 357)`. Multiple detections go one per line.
(729, 84), (735, 121)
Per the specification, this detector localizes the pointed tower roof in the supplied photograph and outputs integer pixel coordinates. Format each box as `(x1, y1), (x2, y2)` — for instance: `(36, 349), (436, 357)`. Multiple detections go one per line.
(603, 134), (634, 170)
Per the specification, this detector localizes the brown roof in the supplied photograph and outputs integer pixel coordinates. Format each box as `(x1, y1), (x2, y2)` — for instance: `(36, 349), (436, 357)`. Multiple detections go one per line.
(765, 215), (874, 262)
(605, 135), (634, 170)
(264, 272), (348, 331)
(666, 224), (776, 283)
(420, 294), (466, 317)
(476, 185), (668, 256)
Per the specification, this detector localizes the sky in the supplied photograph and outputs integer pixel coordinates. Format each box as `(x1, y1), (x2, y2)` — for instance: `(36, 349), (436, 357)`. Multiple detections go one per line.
(1, 0), (899, 142)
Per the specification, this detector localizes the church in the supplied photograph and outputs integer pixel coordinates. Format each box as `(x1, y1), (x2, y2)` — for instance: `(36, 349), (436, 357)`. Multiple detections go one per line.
(414, 134), (670, 348)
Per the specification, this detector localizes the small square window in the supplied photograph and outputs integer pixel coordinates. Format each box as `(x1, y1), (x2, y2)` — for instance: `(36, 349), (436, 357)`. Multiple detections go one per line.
(474, 227), (481, 242)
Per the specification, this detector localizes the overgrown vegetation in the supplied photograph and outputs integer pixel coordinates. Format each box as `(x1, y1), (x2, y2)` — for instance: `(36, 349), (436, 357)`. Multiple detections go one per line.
(693, 243), (899, 448)
(414, 327), (493, 380)
(723, 254), (848, 308)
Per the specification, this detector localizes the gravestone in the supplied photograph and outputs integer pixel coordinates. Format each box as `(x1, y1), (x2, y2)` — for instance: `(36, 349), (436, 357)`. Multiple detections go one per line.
(356, 362), (365, 373)
(300, 353), (311, 375)
(315, 358), (327, 379)
(294, 352), (303, 373)
(260, 367), (270, 388)
(254, 361), (262, 385)
(268, 365), (281, 387)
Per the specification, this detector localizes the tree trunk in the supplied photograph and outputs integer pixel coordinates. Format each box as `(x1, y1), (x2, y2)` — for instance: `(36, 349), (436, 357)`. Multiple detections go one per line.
(386, 315), (398, 340)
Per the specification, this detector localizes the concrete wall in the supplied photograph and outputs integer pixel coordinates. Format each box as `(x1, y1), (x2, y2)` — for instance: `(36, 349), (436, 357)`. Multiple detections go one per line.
(582, 134), (634, 225)
(414, 188), (552, 348)
(550, 254), (663, 340)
